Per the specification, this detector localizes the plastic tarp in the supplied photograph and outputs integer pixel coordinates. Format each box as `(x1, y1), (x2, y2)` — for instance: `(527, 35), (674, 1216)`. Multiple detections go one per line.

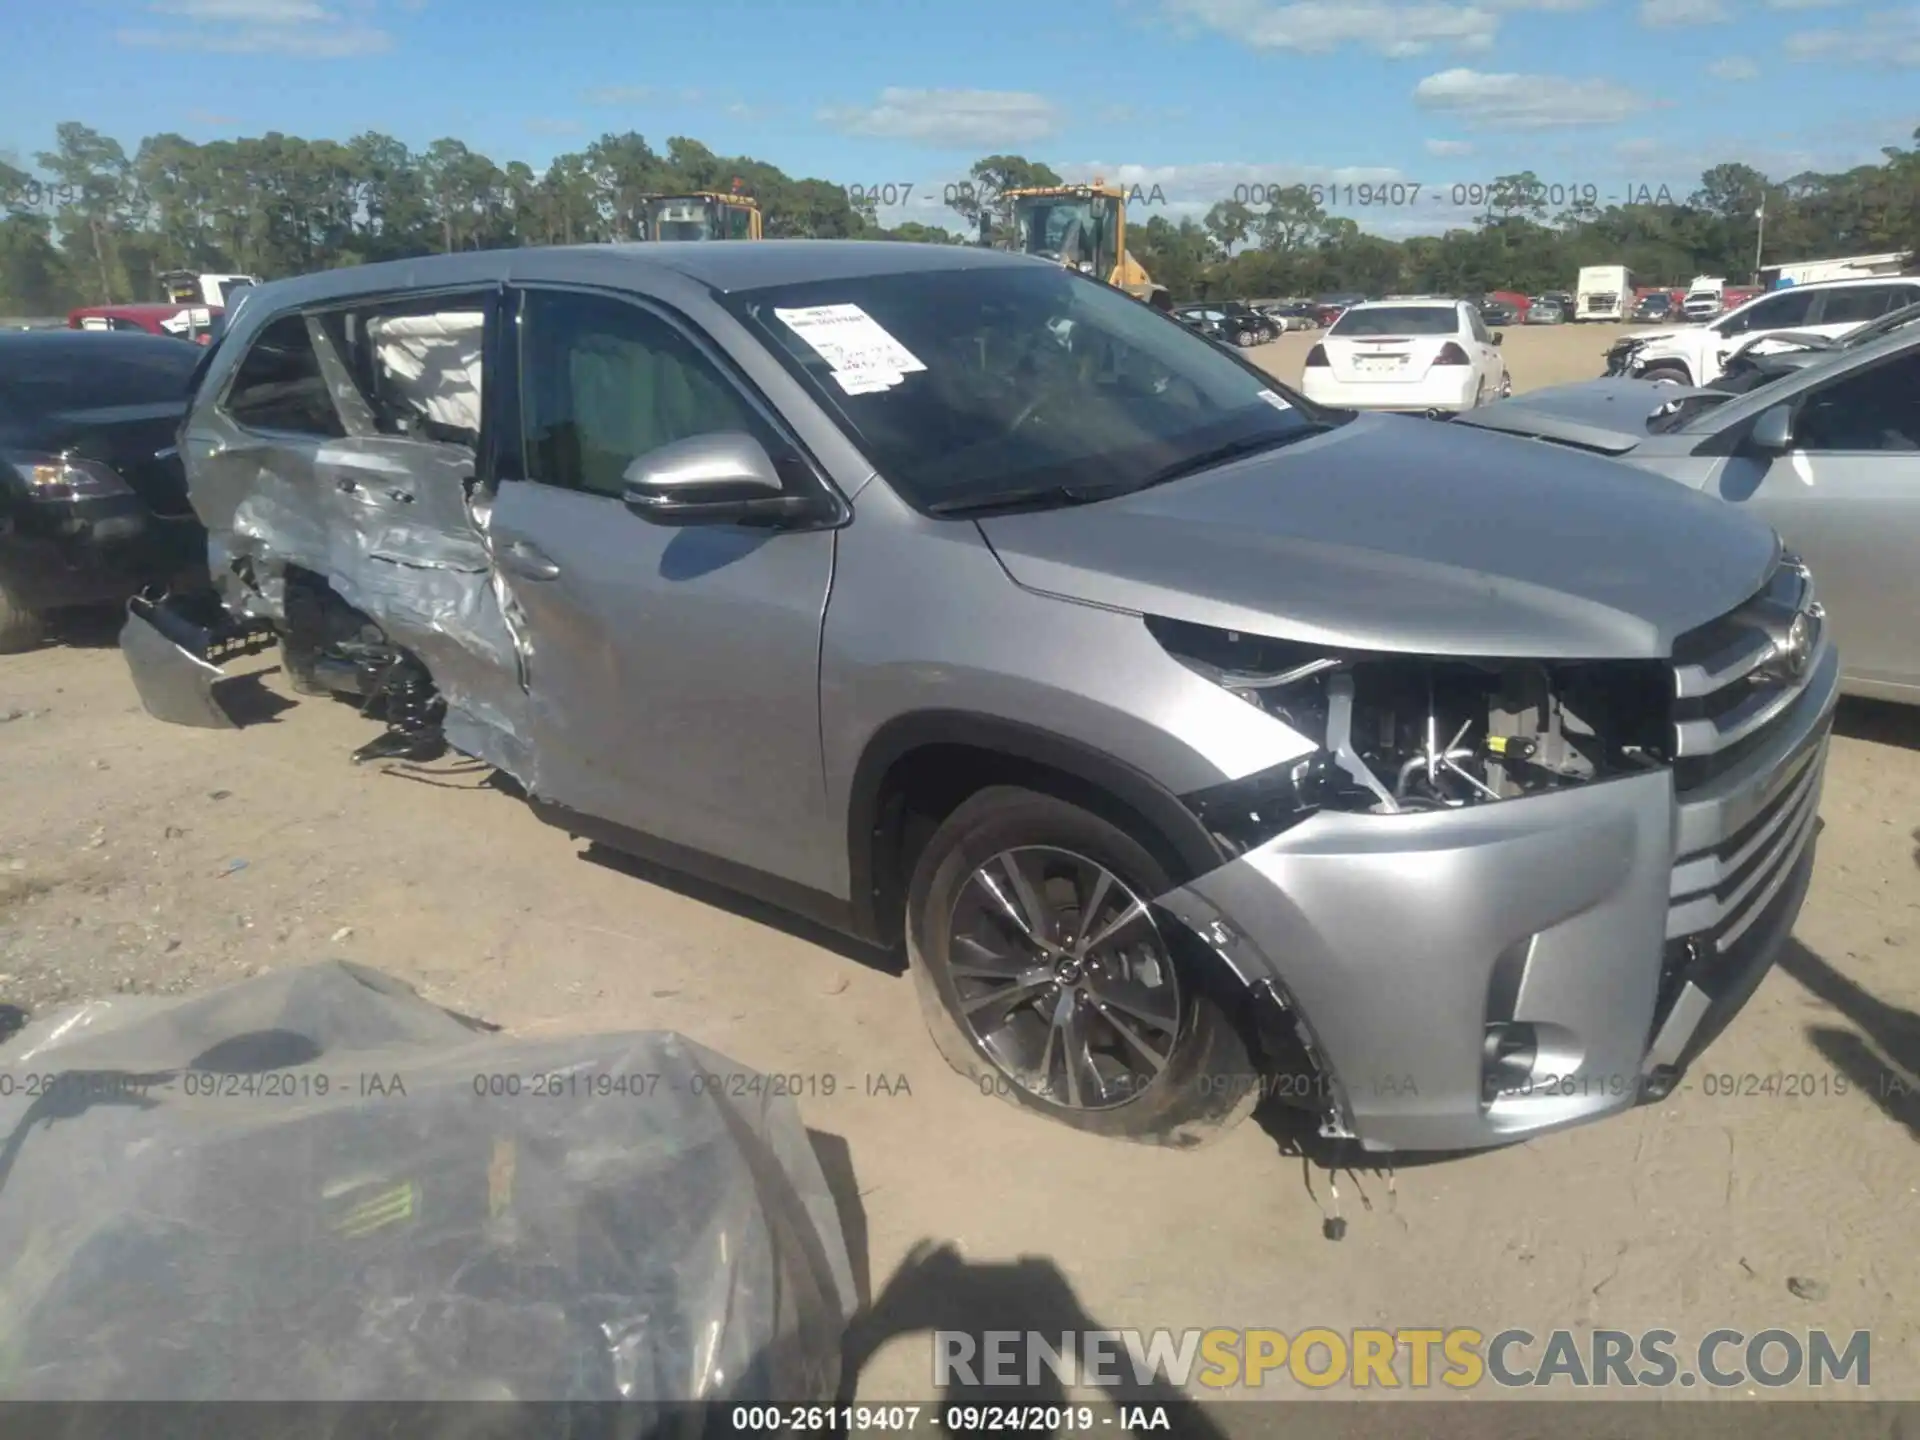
(0, 961), (856, 1408)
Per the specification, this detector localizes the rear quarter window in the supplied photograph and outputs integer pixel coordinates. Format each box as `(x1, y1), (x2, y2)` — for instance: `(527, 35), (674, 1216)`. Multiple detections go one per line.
(221, 314), (346, 438)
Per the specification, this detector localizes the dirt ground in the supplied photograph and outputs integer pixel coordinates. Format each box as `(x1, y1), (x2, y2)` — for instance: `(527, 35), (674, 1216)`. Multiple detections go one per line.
(2, 320), (1917, 1416)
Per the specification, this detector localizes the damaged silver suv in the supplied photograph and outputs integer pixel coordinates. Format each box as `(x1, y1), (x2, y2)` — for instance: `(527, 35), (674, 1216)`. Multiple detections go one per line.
(121, 242), (1838, 1154)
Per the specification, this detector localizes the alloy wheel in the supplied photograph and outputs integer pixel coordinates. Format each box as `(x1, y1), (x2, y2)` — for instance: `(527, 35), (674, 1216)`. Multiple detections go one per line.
(944, 846), (1182, 1110)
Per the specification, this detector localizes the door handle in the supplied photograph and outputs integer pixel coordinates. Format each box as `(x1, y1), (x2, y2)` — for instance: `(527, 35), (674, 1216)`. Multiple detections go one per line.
(500, 540), (561, 580)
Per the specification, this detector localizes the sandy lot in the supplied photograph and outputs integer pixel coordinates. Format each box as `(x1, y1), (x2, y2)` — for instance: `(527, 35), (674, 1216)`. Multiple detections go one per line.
(2, 320), (1916, 1419)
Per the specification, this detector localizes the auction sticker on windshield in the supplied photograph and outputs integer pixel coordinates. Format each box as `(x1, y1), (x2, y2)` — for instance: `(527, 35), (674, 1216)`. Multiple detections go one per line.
(775, 303), (927, 394)
(1256, 389), (1293, 411)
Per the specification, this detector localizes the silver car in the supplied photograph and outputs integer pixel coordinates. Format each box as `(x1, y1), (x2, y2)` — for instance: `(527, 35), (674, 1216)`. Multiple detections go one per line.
(1458, 321), (1918, 706)
(119, 242), (1836, 1155)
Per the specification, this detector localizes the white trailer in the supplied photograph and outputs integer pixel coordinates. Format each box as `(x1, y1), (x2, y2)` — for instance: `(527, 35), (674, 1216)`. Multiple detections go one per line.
(1574, 265), (1633, 322)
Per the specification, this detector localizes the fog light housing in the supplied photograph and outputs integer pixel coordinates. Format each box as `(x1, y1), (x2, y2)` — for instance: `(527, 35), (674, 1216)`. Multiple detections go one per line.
(1482, 1021), (1538, 1100)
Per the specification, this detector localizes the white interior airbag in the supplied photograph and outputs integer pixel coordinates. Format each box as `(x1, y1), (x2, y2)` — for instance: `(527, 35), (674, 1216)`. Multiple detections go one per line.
(368, 311), (485, 435)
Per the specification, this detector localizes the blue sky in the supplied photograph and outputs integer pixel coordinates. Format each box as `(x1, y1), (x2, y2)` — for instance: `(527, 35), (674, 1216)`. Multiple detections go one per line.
(5, 0), (1916, 236)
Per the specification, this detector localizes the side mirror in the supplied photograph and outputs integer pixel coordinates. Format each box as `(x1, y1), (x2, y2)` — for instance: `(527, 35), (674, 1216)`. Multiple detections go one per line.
(1747, 404), (1795, 454)
(1491, 332), (1503, 346)
(620, 431), (820, 527)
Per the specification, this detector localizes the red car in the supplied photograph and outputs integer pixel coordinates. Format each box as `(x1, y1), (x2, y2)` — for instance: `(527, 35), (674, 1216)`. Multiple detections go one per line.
(69, 304), (223, 345)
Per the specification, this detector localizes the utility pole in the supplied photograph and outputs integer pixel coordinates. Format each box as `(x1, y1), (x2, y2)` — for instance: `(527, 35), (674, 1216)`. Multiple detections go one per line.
(1753, 202), (1766, 286)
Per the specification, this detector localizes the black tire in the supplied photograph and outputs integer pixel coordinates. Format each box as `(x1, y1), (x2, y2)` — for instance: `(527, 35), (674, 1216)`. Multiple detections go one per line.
(1639, 362), (1691, 386)
(1234, 328), (1259, 348)
(906, 786), (1259, 1148)
(0, 577), (43, 654)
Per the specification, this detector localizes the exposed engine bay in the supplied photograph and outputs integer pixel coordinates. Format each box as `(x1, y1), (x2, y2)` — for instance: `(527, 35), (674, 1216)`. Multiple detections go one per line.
(1150, 617), (1674, 854)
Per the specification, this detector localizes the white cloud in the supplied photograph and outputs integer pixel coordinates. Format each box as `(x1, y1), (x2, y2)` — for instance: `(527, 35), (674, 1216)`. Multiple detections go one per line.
(817, 89), (1060, 147)
(1162, 0), (1500, 57)
(1425, 137), (1475, 154)
(1638, 0), (1730, 25)
(583, 86), (654, 105)
(1767, 0), (1850, 8)
(1709, 54), (1760, 77)
(1484, 0), (1595, 7)
(1785, 8), (1920, 64)
(117, 22), (390, 54)
(152, 0), (330, 17)
(120, 0), (393, 55)
(1413, 67), (1655, 127)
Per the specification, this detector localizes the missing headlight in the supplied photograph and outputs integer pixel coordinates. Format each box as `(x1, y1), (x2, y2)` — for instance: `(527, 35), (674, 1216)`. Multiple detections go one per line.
(1150, 617), (1672, 853)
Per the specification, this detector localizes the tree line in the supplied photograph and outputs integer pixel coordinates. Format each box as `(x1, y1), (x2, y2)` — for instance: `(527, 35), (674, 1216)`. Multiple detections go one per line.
(2, 120), (1915, 314)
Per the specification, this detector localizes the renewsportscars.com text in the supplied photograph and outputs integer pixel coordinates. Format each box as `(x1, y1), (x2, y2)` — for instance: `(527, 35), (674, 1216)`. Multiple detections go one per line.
(934, 1327), (1871, 1391)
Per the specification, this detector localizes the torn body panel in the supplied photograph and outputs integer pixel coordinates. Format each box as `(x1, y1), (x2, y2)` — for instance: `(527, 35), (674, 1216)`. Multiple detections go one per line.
(119, 591), (275, 729)
(166, 295), (535, 780)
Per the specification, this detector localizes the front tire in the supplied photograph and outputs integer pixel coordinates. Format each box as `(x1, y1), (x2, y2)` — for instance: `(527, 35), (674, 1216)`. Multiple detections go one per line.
(906, 786), (1258, 1147)
(0, 577), (43, 654)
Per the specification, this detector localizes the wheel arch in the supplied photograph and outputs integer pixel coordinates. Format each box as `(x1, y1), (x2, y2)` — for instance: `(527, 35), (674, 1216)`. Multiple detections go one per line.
(844, 711), (1227, 946)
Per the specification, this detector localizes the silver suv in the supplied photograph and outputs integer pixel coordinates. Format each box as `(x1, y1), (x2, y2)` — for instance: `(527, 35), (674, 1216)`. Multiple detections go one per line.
(120, 242), (1838, 1155)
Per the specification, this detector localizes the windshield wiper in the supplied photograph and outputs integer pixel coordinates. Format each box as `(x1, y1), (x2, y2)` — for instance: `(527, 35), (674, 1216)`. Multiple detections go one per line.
(1132, 426), (1332, 491)
(926, 480), (1137, 516)
(926, 424), (1333, 516)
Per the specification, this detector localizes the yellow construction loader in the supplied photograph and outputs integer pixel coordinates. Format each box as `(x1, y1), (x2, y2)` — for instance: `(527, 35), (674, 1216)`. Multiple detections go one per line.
(1002, 181), (1172, 311)
(641, 190), (763, 242)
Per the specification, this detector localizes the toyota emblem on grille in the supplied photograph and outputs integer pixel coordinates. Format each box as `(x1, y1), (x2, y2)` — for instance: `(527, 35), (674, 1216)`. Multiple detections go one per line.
(1776, 607), (1818, 680)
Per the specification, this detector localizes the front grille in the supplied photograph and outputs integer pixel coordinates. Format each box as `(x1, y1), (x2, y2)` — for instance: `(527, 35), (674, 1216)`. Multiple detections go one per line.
(1664, 554), (1831, 957)
(1667, 732), (1825, 952)
(1669, 558), (1823, 790)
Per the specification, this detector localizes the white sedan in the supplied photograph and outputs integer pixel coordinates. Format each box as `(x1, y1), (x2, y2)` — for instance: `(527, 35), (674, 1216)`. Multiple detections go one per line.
(1300, 300), (1511, 413)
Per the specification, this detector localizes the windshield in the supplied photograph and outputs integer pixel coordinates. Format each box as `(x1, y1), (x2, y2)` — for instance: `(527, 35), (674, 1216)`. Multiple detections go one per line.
(1331, 306), (1460, 337)
(1017, 198), (1107, 271)
(647, 199), (715, 241)
(723, 263), (1325, 513)
(217, 278), (254, 305)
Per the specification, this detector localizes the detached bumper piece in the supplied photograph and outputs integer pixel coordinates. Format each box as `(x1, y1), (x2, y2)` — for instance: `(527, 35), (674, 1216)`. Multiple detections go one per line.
(119, 591), (276, 729)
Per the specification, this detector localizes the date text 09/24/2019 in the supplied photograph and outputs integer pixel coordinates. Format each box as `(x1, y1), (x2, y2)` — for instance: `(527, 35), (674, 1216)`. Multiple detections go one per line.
(725, 1405), (1171, 1432)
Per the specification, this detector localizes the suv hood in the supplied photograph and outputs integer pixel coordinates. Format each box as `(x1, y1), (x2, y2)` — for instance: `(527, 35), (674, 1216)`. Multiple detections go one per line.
(1449, 377), (1722, 453)
(975, 412), (1777, 660)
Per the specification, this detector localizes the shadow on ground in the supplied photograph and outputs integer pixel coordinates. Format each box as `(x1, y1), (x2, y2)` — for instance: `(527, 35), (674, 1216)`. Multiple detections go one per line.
(1776, 938), (1919, 1142)
(837, 1239), (1229, 1437)
(1834, 696), (1920, 752)
(581, 843), (905, 976)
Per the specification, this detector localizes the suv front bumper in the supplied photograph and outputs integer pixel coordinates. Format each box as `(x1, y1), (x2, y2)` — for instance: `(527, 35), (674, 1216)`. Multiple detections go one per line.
(1157, 636), (1839, 1154)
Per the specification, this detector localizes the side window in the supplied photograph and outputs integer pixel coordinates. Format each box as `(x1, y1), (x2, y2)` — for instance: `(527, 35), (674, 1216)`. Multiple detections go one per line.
(1723, 290), (1814, 336)
(1812, 286), (1893, 327)
(222, 313), (347, 437)
(316, 294), (490, 448)
(1795, 352), (1920, 454)
(725, 206), (753, 240)
(1467, 310), (1491, 343)
(517, 288), (778, 499)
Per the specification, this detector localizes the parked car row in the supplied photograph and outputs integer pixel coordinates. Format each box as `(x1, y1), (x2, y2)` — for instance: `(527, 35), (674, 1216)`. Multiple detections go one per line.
(6, 239), (1902, 1167)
